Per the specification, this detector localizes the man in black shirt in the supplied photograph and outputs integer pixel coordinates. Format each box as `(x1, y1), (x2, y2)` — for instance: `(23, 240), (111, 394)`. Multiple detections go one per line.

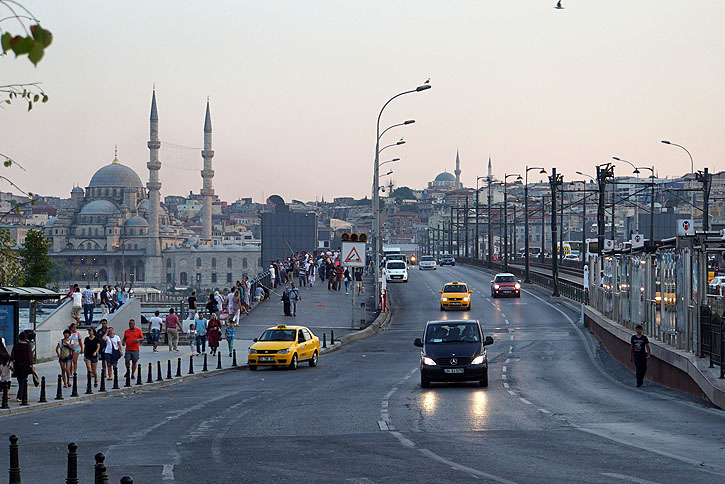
(187, 291), (197, 320)
(630, 324), (651, 387)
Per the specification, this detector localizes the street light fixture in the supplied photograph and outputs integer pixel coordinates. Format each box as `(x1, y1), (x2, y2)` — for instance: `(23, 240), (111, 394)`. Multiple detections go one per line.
(661, 140), (695, 220)
(503, 173), (522, 270)
(524, 166), (546, 283)
(373, 82), (431, 310)
(475, 175), (488, 260)
(379, 157), (400, 167)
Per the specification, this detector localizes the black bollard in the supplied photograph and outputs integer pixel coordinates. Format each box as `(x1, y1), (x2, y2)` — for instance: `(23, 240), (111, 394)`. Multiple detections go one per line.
(66, 442), (79, 484)
(136, 365), (142, 386)
(331, 329), (335, 345)
(120, 476), (134, 484)
(1, 383), (9, 409)
(156, 361), (162, 382)
(55, 374), (64, 400)
(9, 435), (21, 484)
(147, 362), (153, 383)
(71, 372), (79, 397)
(124, 370), (131, 388)
(39, 376), (47, 403)
(112, 367), (119, 390)
(323, 332), (327, 348)
(202, 353), (208, 372)
(189, 355), (194, 374)
(217, 351), (222, 370)
(86, 371), (93, 395)
(167, 359), (172, 379)
(232, 349), (237, 367)
(99, 368), (106, 392)
(176, 357), (182, 377)
(94, 453), (108, 484)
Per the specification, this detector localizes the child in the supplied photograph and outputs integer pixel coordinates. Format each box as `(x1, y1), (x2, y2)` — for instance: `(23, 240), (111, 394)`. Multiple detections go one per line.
(0, 355), (12, 395)
(226, 321), (236, 357)
(187, 323), (198, 356)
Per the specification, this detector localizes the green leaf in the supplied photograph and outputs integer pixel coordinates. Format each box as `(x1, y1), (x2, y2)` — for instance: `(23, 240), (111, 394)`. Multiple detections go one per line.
(10, 36), (33, 56)
(31, 26), (53, 48)
(1, 33), (11, 53)
(3, 160), (12, 167)
(33, 94), (39, 102)
(42, 94), (48, 103)
(27, 101), (33, 111)
(4, 100), (10, 105)
(28, 42), (44, 66)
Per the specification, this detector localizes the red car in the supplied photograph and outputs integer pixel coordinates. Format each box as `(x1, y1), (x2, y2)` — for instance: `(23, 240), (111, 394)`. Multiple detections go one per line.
(490, 273), (521, 298)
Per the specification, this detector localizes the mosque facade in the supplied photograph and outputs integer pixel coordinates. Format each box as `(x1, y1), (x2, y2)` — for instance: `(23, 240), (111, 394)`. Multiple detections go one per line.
(44, 92), (262, 291)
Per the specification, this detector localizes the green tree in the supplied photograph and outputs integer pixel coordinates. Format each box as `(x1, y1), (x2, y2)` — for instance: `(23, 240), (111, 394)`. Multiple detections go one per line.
(392, 186), (415, 201)
(18, 229), (52, 287)
(0, 227), (24, 285)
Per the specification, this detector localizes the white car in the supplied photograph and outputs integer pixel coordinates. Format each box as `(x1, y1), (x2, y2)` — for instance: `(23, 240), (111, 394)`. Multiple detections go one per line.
(709, 276), (725, 295)
(385, 260), (408, 283)
(418, 255), (437, 270)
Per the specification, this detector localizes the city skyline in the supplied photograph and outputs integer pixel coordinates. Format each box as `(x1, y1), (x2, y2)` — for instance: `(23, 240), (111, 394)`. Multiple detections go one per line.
(1, 0), (723, 203)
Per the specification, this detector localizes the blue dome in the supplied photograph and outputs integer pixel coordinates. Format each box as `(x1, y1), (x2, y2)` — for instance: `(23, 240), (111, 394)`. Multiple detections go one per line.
(89, 162), (143, 188)
(434, 172), (456, 182)
(80, 200), (119, 215)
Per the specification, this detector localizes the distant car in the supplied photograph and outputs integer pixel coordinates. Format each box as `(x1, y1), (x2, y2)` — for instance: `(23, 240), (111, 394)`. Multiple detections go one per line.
(490, 273), (521, 298)
(563, 254), (580, 263)
(418, 255), (437, 270)
(247, 324), (320, 370)
(709, 276), (725, 295)
(439, 281), (472, 310)
(385, 260), (408, 283)
(414, 319), (494, 388)
(439, 254), (456, 266)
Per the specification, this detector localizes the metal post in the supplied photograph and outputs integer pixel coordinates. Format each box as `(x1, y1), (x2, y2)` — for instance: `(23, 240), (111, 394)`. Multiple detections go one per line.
(323, 332), (327, 348)
(112, 366), (119, 389)
(582, 185), (587, 265)
(217, 351), (222, 370)
(610, 179), (616, 242)
(9, 435), (21, 484)
(95, 453), (108, 484)
(449, 206), (453, 256)
(702, 167), (711, 231)
(86, 371), (93, 394)
(124, 369), (131, 388)
(71, 372), (79, 396)
(650, 167), (655, 242)
(232, 350), (237, 367)
(1, 383), (8, 409)
(167, 359), (172, 379)
(189, 355), (194, 374)
(39, 376), (47, 403)
(136, 364), (142, 385)
(487, 177), (492, 268)
(66, 442), (79, 484)
(475, 188), (480, 259)
(157, 360), (163, 380)
(525, 181), (530, 282)
(512, 204), (517, 259)
(597, 166), (606, 256)
(147, 362), (153, 383)
(541, 196), (546, 262)
(551, 168), (560, 297)
(504, 181), (508, 270)
(202, 353), (208, 372)
(560, 181), (564, 263)
(99, 368), (106, 392)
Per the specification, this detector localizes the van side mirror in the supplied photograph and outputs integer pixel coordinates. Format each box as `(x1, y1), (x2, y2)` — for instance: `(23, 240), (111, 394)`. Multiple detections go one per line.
(414, 338), (423, 348)
(483, 336), (494, 346)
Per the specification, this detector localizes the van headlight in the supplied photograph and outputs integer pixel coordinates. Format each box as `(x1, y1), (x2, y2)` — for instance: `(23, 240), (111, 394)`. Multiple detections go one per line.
(422, 356), (436, 366)
(471, 355), (485, 365)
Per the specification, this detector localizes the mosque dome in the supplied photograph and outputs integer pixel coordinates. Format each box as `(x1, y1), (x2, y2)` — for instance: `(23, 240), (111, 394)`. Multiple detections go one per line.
(88, 158), (143, 188)
(434, 172), (456, 182)
(124, 216), (149, 228)
(80, 200), (119, 216)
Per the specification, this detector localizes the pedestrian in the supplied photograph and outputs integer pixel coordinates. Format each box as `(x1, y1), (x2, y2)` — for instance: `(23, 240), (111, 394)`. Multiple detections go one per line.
(281, 286), (291, 316)
(68, 322), (83, 375)
(194, 310), (208, 354)
(70, 286), (82, 326)
(327, 264), (335, 290)
(10, 331), (34, 402)
(166, 308), (181, 352)
(243, 277), (252, 312)
(102, 327), (122, 378)
(289, 282), (301, 317)
(297, 262), (307, 287)
(269, 263), (276, 288)
(308, 262), (316, 287)
(83, 328), (100, 387)
(214, 291), (225, 318)
(122, 319), (144, 379)
(354, 268), (364, 295)
(231, 290), (241, 323)
(631, 324), (651, 387)
(187, 290), (198, 320)
(343, 267), (351, 295)
(146, 310), (162, 352)
(207, 313), (222, 356)
(205, 294), (217, 319)
(0, 354), (11, 396)
(187, 323), (198, 356)
(96, 318), (109, 378)
(225, 320), (236, 357)
(81, 285), (95, 326)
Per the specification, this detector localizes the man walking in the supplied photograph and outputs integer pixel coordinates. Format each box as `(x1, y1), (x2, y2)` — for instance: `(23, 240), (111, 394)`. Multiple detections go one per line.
(71, 286), (83, 325)
(148, 310), (163, 352)
(630, 324), (651, 387)
(187, 291), (197, 320)
(123, 319), (144, 379)
(10, 331), (34, 403)
(81, 285), (96, 326)
(96, 318), (109, 377)
(166, 308), (181, 352)
(289, 282), (301, 317)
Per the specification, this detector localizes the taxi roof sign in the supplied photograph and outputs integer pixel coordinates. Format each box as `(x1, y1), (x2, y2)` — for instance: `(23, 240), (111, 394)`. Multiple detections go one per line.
(277, 324), (287, 329)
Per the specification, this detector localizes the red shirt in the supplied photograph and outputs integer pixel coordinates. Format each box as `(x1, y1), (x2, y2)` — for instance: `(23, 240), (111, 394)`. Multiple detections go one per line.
(123, 328), (144, 351)
(165, 314), (180, 329)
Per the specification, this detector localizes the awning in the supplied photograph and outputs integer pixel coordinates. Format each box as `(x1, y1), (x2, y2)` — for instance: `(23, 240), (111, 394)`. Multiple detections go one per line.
(0, 287), (62, 301)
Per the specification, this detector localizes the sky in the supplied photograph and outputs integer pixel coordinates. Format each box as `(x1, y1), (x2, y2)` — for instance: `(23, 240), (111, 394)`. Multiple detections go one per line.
(2, 0), (724, 203)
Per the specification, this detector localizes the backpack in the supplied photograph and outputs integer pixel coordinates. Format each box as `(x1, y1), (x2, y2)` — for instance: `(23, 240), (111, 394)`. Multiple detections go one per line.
(281, 290), (290, 302)
(59, 343), (71, 359)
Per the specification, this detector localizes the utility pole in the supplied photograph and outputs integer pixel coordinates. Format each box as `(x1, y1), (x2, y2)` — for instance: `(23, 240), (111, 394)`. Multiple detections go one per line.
(697, 167), (711, 231)
(650, 168), (655, 242)
(541, 195), (546, 262)
(487, 178), (493, 268)
(475, 187), (480, 259)
(550, 168), (562, 297)
(596, 164), (614, 256)
(464, 196), (469, 258)
(559, 182), (564, 263)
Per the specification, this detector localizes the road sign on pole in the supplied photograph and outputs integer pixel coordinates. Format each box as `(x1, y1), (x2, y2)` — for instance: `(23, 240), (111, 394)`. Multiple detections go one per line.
(342, 242), (366, 268)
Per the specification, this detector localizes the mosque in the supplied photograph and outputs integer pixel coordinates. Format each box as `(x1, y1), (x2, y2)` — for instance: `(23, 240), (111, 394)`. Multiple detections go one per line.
(44, 92), (262, 290)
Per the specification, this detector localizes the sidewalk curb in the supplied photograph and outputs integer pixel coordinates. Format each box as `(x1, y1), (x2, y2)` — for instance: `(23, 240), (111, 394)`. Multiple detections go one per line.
(320, 293), (393, 355)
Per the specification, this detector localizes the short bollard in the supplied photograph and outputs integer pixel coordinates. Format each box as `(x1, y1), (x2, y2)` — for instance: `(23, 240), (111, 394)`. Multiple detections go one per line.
(124, 370), (131, 388)
(217, 351), (222, 370)
(1, 383), (9, 409)
(167, 359), (172, 379)
(176, 357), (182, 377)
(147, 363), (153, 383)
(322, 333), (327, 348)
(86, 371), (93, 395)
(112, 367), (119, 390)
(99, 368), (106, 392)
(39, 376), (47, 403)
(189, 355), (194, 374)
(55, 374), (64, 400)
(232, 349), (237, 367)
(156, 361), (163, 382)
(331, 329), (335, 345)
(9, 435), (21, 484)
(71, 372), (79, 397)
(94, 453), (108, 484)
(120, 476), (134, 484)
(202, 353), (208, 372)
(66, 442), (79, 484)
(136, 365), (142, 386)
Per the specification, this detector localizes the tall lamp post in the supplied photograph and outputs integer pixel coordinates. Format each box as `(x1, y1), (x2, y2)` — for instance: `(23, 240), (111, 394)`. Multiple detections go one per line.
(373, 84), (430, 310)
(613, 157), (656, 242)
(661, 140), (694, 219)
(524, 166), (546, 283)
(475, 175), (488, 260)
(503, 173), (522, 271)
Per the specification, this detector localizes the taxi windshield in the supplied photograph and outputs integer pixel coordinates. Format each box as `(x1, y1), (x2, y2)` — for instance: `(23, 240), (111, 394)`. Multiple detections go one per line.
(425, 323), (480, 343)
(443, 284), (467, 293)
(259, 329), (296, 342)
(387, 262), (406, 270)
(495, 275), (516, 283)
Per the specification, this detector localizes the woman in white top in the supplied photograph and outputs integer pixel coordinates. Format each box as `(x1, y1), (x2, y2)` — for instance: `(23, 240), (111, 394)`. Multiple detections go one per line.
(102, 327), (123, 378)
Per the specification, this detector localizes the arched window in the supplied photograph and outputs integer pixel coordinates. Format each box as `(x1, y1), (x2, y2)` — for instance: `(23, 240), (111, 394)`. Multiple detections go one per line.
(80, 227), (85, 236)
(166, 259), (172, 268)
(180, 272), (188, 285)
(242, 258), (248, 268)
(196, 257), (202, 268)
(227, 257), (232, 268)
(211, 258), (216, 268)
(95, 228), (100, 236)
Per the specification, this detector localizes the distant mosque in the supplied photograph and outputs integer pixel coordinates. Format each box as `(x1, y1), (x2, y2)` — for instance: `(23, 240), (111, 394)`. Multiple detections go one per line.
(427, 150), (464, 191)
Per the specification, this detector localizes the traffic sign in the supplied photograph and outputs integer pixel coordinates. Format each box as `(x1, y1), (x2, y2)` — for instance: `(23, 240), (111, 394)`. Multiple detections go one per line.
(342, 242), (366, 267)
(631, 233), (644, 248)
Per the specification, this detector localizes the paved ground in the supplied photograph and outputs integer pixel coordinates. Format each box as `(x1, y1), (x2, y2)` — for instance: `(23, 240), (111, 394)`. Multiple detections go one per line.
(3, 266), (724, 483)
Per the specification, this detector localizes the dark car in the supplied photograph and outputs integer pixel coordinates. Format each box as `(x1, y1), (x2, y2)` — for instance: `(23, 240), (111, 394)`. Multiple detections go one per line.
(414, 320), (494, 388)
(439, 254), (456, 266)
(491, 273), (521, 298)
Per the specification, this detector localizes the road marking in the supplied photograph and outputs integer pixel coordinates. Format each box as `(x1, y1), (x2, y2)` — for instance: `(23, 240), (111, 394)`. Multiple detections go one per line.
(538, 408), (552, 414)
(377, 420), (389, 431)
(507, 390), (516, 396)
(417, 448), (523, 484)
(162, 464), (175, 481)
(503, 382), (509, 388)
(502, 374), (507, 380)
(519, 398), (532, 405)
(601, 473), (665, 484)
(502, 365), (507, 373)
(508, 346), (513, 353)
(505, 358), (510, 363)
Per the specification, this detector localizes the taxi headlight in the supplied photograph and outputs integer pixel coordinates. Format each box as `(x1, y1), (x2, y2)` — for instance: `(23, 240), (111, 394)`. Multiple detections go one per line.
(471, 355), (485, 365)
(515, 283), (521, 290)
(422, 356), (436, 366)
(494, 284), (500, 290)
(441, 297), (448, 302)
(463, 296), (470, 301)
(277, 348), (290, 354)
(248, 348), (257, 354)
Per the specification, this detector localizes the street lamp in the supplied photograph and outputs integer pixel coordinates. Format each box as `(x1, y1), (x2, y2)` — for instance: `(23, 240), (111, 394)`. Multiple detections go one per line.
(475, 175), (488, 260)
(524, 166), (546, 283)
(661, 140), (695, 220)
(379, 157), (400, 167)
(373, 83), (431, 310)
(613, 157), (656, 242)
(503, 173), (522, 270)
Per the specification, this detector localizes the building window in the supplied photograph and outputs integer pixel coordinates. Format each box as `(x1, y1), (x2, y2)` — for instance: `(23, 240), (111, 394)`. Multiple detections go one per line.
(211, 257), (216, 268)
(180, 272), (187, 285)
(211, 273), (217, 283)
(242, 258), (248, 268)
(227, 257), (232, 268)
(226, 272), (232, 283)
(166, 259), (171, 268)
(196, 257), (201, 267)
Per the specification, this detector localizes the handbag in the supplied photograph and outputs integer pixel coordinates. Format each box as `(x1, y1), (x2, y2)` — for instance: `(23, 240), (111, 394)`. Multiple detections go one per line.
(32, 371), (39, 387)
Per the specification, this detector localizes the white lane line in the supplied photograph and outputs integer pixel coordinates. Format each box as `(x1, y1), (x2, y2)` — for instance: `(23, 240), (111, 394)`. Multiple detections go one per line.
(162, 464), (175, 481)
(377, 420), (389, 431)
(503, 382), (510, 388)
(510, 334), (514, 340)
(507, 390), (517, 396)
(601, 472), (666, 484)
(417, 448), (523, 484)
(505, 358), (511, 363)
(390, 431), (415, 448)
(538, 408), (552, 415)
(502, 374), (507, 380)
(519, 398), (532, 405)
(502, 365), (507, 373)
(508, 345), (513, 353)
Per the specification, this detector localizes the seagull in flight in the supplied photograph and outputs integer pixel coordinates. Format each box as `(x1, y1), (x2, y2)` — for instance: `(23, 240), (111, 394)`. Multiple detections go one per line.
(555, 1), (564, 9)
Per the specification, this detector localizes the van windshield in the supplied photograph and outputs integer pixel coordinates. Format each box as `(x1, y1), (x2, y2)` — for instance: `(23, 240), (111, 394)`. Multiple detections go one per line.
(387, 262), (406, 270)
(425, 323), (481, 343)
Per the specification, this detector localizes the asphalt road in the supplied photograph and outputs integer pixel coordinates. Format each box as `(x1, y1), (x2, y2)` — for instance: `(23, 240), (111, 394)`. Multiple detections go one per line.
(3, 265), (724, 483)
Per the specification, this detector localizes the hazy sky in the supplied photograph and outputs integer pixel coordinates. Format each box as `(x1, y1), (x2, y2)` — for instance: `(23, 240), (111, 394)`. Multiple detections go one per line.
(2, 1), (724, 203)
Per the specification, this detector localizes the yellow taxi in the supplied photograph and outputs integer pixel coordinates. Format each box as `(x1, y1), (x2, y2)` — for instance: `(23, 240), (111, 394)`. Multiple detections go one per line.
(247, 324), (320, 370)
(439, 282), (473, 311)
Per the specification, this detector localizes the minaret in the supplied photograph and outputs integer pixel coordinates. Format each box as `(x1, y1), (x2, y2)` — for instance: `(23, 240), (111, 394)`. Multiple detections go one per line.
(455, 149), (461, 189)
(487, 155), (492, 181)
(200, 99), (214, 245)
(146, 89), (163, 284)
